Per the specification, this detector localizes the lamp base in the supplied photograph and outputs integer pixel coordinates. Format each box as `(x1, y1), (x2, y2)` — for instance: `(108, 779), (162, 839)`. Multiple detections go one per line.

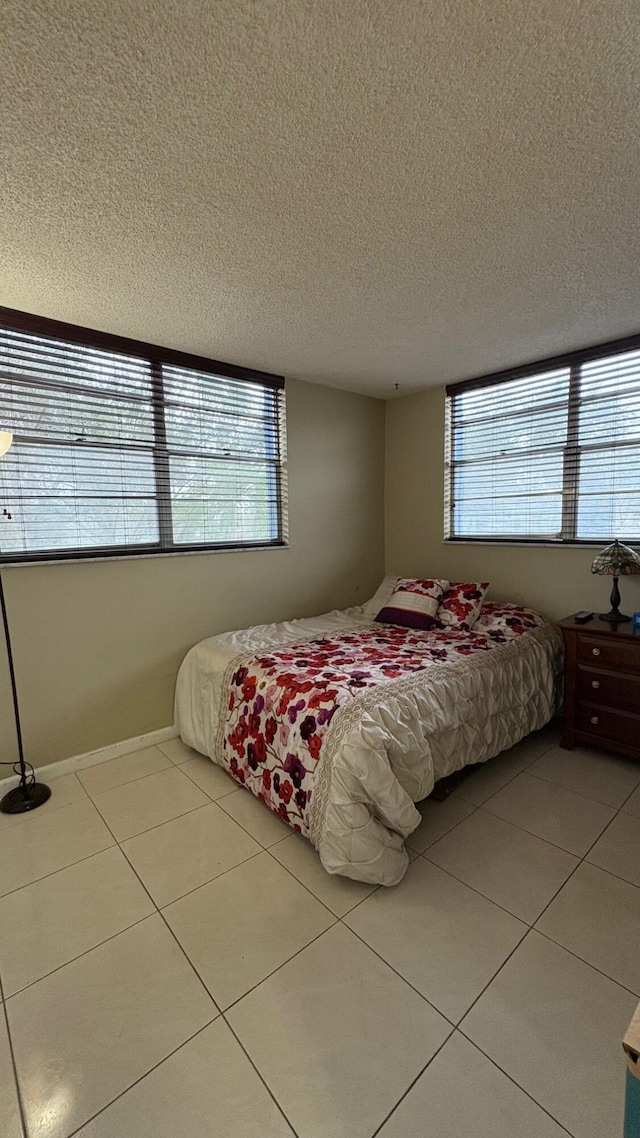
(0, 781), (52, 814)
(599, 609), (631, 623)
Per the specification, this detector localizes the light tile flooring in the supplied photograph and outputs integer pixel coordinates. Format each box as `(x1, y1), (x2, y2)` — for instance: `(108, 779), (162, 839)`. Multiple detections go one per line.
(0, 727), (638, 1137)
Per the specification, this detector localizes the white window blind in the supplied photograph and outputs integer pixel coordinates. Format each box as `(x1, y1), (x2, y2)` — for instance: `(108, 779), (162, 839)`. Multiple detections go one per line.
(445, 339), (640, 543)
(0, 311), (287, 562)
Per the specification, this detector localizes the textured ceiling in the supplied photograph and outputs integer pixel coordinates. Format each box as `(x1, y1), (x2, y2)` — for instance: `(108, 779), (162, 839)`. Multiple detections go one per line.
(2, 1), (640, 397)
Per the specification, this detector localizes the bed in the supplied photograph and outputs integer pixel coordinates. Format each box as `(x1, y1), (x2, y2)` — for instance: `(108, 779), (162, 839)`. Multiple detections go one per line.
(174, 577), (563, 886)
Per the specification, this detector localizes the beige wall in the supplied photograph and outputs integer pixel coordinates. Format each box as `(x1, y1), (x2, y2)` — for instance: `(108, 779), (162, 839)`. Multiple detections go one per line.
(0, 378), (385, 769)
(385, 385), (640, 621)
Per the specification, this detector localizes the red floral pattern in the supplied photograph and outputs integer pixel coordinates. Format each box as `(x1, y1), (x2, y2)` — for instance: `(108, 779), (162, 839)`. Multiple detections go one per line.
(437, 582), (489, 631)
(472, 601), (543, 635)
(221, 603), (543, 837)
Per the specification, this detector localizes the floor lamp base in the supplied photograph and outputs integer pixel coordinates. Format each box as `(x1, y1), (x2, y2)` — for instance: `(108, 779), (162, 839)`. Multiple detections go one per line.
(0, 781), (52, 814)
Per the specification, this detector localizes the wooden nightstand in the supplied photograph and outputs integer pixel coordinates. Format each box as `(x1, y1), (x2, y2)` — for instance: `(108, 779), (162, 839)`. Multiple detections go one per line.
(558, 615), (640, 760)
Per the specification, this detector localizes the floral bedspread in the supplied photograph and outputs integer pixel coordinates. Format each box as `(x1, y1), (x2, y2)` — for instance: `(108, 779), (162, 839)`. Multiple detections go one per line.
(221, 605), (543, 838)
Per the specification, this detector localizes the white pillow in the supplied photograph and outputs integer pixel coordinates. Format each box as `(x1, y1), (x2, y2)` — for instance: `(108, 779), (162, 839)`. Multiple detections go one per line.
(360, 575), (400, 618)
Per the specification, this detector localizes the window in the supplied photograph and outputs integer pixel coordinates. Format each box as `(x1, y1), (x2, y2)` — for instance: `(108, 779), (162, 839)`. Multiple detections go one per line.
(0, 308), (287, 562)
(445, 335), (640, 543)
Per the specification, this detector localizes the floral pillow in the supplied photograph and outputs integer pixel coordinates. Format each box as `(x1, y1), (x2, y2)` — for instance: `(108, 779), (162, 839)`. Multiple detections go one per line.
(472, 601), (544, 635)
(436, 582), (490, 631)
(375, 578), (448, 631)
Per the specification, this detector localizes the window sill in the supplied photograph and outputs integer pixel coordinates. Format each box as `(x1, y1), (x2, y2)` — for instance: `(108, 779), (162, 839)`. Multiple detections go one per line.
(0, 543), (289, 569)
(443, 538), (619, 549)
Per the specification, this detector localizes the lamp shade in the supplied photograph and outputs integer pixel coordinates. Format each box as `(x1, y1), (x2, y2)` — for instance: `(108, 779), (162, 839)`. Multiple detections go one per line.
(0, 431), (12, 457)
(591, 539), (640, 576)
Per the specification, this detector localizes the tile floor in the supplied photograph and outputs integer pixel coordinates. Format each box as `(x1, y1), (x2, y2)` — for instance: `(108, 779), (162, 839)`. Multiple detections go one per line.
(0, 727), (638, 1137)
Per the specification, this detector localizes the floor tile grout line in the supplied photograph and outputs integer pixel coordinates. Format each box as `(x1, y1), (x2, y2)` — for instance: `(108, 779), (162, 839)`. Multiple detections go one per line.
(262, 841), (376, 920)
(324, 878), (382, 922)
(474, 794), (613, 849)
(79, 759), (175, 796)
(406, 802), (479, 857)
(62, 1015), (220, 1138)
(152, 895), (306, 1136)
(81, 750), (240, 807)
(176, 764), (238, 801)
(447, 832), (611, 1031)
(0, 794), (98, 841)
(0, 975), (29, 1138)
(369, 1024), (458, 1138)
(194, 907), (459, 1132)
(84, 797), (166, 918)
(418, 847), (558, 928)
(221, 1016), (301, 1138)
(10, 819), (622, 1124)
(418, 815), (640, 978)
(421, 784), (640, 940)
(588, 796), (638, 854)
(0, 764), (330, 1138)
(339, 920), (457, 1028)
(451, 732), (562, 809)
(450, 796), (591, 861)
(0, 824), (264, 959)
(2, 800), (324, 1009)
(523, 761), (640, 810)
(215, 793), (291, 849)
(0, 779), (90, 835)
(220, 920), (340, 1016)
(452, 788), (638, 1036)
(0, 841), (116, 902)
(520, 787), (630, 931)
(3, 727), (630, 1138)
(157, 848), (266, 911)
(84, 786), (291, 1138)
(112, 800), (338, 1044)
(158, 734), (603, 1036)
(580, 855), (640, 891)
(514, 767), (640, 811)
(454, 1027), (577, 1137)
(90, 796), (213, 844)
(450, 922), (533, 1030)
(480, 797), (613, 859)
(89, 792), (227, 1013)
(533, 926), (640, 1000)
(156, 743), (183, 763)
(3, 910), (154, 1004)
(369, 1021), (574, 1138)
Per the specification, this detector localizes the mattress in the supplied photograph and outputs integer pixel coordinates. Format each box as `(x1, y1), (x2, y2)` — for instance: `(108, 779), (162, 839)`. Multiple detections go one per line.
(174, 598), (562, 885)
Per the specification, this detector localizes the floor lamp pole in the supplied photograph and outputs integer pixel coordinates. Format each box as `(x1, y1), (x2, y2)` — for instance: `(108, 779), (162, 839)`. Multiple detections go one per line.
(0, 568), (51, 814)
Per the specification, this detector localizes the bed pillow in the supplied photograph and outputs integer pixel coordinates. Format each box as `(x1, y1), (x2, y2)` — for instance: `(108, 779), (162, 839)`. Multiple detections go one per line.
(375, 578), (448, 630)
(472, 601), (544, 634)
(436, 582), (490, 631)
(360, 575), (400, 618)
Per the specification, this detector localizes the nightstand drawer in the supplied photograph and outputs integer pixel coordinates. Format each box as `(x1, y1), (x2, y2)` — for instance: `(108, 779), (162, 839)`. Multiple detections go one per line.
(576, 635), (640, 675)
(559, 615), (640, 759)
(577, 703), (640, 750)
(577, 666), (640, 710)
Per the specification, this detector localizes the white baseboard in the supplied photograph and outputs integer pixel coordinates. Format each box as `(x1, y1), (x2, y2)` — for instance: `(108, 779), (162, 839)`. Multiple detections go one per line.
(0, 725), (178, 790)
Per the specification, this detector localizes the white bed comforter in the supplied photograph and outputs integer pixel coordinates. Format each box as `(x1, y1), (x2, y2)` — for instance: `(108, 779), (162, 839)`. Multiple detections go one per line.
(175, 600), (562, 885)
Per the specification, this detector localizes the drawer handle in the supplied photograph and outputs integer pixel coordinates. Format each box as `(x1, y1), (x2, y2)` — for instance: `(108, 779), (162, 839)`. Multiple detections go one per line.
(591, 680), (600, 689)
(591, 648), (601, 657)
(591, 716), (599, 725)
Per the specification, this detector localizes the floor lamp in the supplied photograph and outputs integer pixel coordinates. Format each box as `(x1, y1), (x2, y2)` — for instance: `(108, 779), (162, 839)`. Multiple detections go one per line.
(0, 430), (51, 814)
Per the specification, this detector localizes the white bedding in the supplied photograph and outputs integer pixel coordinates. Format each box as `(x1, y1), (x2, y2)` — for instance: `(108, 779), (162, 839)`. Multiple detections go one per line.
(175, 594), (562, 885)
